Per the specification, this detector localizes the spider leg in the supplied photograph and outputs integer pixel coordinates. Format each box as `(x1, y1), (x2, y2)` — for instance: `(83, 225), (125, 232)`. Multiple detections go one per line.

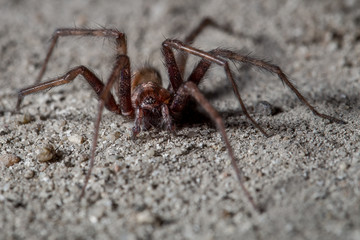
(17, 65), (121, 114)
(210, 49), (346, 124)
(35, 28), (127, 84)
(79, 54), (132, 198)
(179, 81), (259, 211)
(177, 17), (234, 77)
(17, 53), (132, 198)
(163, 39), (270, 136)
(17, 55), (132, 115)
(163, 40), (259, 211)
(164, 39), (345, 134)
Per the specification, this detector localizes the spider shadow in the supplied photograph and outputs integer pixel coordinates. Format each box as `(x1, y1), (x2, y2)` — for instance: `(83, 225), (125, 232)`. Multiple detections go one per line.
(175, 73), (284, 132)
(174, 96), (271, 133)
(176, 79), (352, 138)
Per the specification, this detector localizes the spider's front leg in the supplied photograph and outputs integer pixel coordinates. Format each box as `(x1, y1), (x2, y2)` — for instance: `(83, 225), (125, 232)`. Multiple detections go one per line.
(17, 54), (132, 116)
(178, 81), (259, 211)
(16, 54), (132, 199)
(17, 27), (134, 198)
(162, 40), (260, 212)
(17, 65), (120, 113)
(162, 38), (346, 212)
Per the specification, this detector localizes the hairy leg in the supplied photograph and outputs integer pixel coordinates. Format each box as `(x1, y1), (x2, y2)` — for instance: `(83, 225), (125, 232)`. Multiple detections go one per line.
(17, 65), (121, 114)
(210, 49), (346, 124)
(78, 55), (132, 198)
(163, 39), (260, 211)
(165, 17), (235, 93)
(163, 39), (270, 136)
(17, 55), (132, 114)
(179, 81), (260, 211)
(35, 28), (127, 84)
(17, 53), (132, 199)
(177, 17), (234, 77)
(163, 39), (345, 136)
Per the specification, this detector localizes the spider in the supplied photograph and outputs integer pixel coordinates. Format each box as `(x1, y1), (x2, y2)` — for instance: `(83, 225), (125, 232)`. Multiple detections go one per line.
(16, 18), (345, 212)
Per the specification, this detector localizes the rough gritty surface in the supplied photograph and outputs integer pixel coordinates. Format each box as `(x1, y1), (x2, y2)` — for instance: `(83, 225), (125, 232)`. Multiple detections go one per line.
(1, 0), (360, 239)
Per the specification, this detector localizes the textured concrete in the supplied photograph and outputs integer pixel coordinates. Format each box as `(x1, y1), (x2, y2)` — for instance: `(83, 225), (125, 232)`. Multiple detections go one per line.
(1, 0), (359, 239)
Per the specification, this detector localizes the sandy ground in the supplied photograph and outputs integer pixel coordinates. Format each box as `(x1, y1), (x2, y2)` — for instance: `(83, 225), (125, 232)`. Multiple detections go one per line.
(1, 0), (360, 239)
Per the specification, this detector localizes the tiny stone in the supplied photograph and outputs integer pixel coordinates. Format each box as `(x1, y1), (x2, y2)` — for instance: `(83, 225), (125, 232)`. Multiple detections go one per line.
(145, 149), (155, 158)
(24, 170), (35, 179)
(68, 134), (84, 144)
(59, 120), (67, 127)
(39, 164), (48, 172)
(136, 210), (155, 224)
(171, 147), (182, 156)
(255, 101), (276, 116)
(114, 164), (121, 173)
(107, 131), (121, 141)
(338, 162), (348, 171)
(18, 114), (34, 124)
(89, 205), (105, 221)
(0, 154), (21, 167)
(79, 154), (89, 162)
(114, 131), (121, 139)
(37, 144), (56, 162)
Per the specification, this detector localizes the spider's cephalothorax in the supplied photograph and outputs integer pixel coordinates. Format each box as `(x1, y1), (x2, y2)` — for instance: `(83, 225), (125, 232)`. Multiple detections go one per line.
(16, 18), (345, 212)
(130, 67), (173, 135)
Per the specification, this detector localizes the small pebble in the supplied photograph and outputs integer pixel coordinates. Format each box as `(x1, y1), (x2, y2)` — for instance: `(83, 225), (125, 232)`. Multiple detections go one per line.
(0, 154), (21, 167)
(37, 144), (56, 162)
(145, 149), (155, 158)
(114, 164), (121, 173)
(136, 210), (155, 224)
(338, 162), (348, 171)
(79, 154), (89, 162)
(68, 134), (84, 144)
(24, 170), (35, 179)
(171, 147), (183, 156)
(18, 114), (34, 124)
(255, 101), (277, 116)
(106, 131), (121, 141)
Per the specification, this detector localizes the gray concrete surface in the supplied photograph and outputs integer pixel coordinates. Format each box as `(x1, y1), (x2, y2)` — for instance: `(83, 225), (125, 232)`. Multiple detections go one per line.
(1, 0), (359, 239)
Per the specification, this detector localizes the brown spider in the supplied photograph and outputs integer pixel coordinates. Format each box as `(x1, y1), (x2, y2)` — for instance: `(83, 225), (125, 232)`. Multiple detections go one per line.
(16, 18), (345, 212)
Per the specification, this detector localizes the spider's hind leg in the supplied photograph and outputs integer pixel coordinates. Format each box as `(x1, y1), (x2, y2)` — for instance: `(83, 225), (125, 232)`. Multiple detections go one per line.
(177, 17), (233, 78)
(164, 39), (346, 137)
(163, 39), (270, 137)
(211, 48), (346, 124)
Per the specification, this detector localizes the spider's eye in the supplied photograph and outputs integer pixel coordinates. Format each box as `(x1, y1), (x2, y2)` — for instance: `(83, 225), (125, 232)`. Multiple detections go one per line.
(143, 97), (156, 105)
